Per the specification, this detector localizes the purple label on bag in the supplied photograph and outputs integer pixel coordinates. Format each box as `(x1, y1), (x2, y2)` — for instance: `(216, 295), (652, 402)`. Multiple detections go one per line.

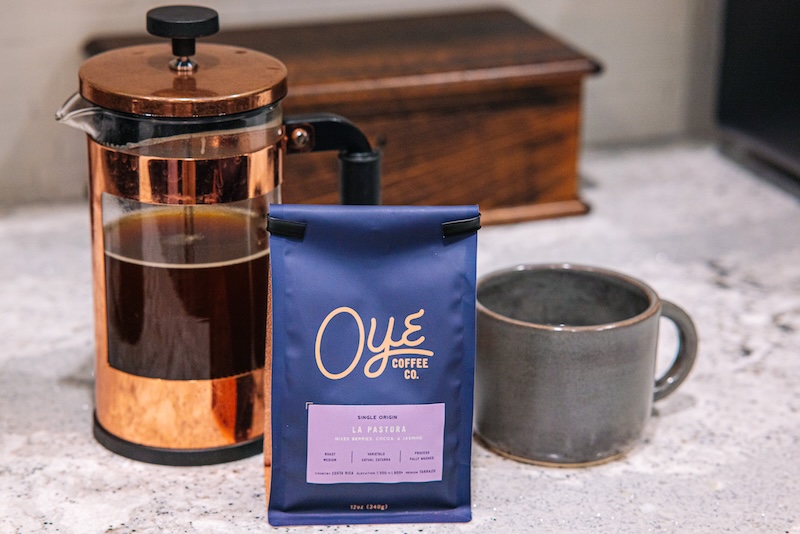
(307, 403), (445, 484)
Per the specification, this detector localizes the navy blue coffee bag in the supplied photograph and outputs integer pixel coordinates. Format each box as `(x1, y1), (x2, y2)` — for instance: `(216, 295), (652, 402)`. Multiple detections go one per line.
(266, 204), (479, 526)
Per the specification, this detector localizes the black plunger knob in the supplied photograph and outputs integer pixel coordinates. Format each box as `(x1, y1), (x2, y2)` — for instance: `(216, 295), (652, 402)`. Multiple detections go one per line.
(146, 5), (219, 58)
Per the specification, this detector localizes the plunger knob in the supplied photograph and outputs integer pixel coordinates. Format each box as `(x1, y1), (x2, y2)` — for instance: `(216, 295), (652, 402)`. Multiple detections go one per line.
(146, 5), (219, 71)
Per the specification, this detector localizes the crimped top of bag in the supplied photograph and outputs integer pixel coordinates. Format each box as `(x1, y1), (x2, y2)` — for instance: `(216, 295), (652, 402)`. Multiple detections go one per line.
(268, 205), (480, 245)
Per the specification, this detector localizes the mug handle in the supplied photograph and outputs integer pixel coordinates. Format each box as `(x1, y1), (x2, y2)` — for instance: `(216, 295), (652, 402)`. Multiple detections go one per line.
(653, 300), (698, 401)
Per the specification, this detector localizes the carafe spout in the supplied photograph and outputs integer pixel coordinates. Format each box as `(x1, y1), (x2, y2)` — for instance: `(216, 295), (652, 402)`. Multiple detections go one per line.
(55, 92), (104, 139)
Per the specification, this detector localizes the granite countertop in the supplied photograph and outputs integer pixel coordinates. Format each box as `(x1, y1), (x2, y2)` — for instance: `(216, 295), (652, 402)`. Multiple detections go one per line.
(1, 143), (799, 533)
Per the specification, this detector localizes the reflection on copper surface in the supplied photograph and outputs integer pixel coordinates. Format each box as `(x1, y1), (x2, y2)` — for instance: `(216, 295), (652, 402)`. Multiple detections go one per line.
(88, 137), (280, 205)
(79, 44), (288, 117)
(95, 362), (264, 449)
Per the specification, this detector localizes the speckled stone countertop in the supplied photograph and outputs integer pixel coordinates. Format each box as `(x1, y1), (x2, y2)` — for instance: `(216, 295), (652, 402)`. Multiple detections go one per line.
(1, 143), (799, 533)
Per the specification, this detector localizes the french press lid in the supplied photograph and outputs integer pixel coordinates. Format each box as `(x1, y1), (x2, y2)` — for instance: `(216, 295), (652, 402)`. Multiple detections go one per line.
(78, 5), (288, 117)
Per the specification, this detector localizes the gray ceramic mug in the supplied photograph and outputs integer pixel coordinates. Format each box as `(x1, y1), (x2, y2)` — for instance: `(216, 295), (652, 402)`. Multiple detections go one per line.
(475, 264), (698, 466)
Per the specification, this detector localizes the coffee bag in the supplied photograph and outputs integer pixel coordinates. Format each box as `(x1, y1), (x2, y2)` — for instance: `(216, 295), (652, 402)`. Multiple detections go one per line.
(266, 204), (479, 526)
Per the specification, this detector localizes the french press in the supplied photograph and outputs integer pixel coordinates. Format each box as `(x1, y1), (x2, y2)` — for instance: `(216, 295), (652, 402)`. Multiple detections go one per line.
(57, 5), (380, 465)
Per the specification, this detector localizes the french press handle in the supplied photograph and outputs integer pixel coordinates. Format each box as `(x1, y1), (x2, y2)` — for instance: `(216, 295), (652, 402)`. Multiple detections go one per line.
(285, 114), (382, 205)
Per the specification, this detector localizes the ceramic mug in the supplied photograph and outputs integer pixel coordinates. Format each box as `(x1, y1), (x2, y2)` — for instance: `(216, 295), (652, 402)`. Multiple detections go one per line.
(474, 264), (698, 466)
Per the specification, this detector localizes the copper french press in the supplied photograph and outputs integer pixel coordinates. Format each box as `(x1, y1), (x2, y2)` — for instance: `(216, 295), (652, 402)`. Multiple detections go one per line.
(57, 5), (380, 465)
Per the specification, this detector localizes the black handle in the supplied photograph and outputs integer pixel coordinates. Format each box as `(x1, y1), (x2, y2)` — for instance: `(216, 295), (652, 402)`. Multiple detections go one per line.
(146, 5), (219, 58)
(285, 114), (381, 205)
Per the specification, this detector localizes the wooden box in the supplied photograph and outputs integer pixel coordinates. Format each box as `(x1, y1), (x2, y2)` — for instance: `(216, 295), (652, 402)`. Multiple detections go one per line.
(86, 9), (601, 224)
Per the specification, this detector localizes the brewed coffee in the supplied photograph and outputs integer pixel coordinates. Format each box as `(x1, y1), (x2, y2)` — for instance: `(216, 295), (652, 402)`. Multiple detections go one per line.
(104, 208), (268, 381)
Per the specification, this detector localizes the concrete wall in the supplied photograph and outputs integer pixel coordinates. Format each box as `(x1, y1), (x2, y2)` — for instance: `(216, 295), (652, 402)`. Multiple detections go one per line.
(0, 0), (723, 206)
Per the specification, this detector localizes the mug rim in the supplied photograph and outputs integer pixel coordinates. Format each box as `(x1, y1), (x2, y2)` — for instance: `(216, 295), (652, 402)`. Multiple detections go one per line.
(476, 263), (661, 332)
